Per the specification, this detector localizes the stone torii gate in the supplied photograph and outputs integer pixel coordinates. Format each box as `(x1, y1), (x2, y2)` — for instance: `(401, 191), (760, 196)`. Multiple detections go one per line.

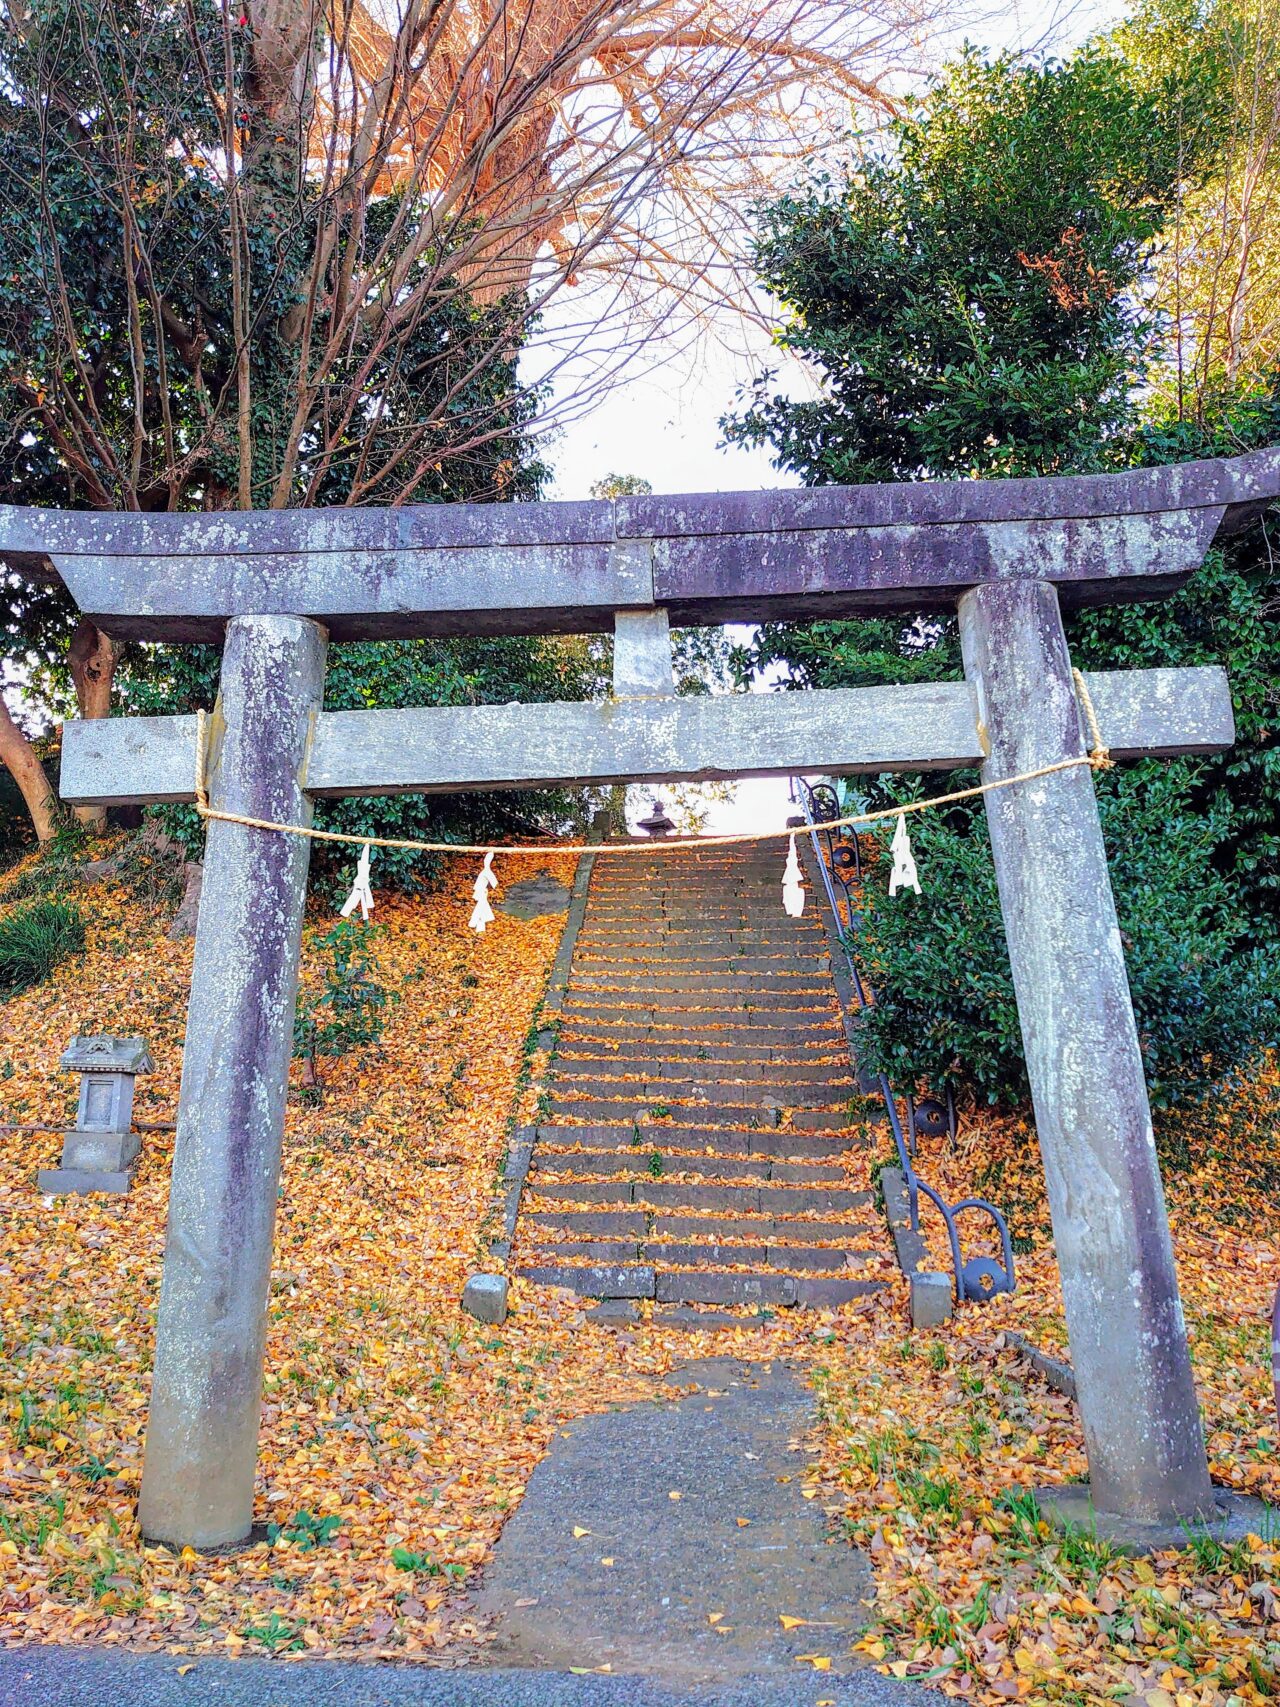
(8, 445), (1277, 1550)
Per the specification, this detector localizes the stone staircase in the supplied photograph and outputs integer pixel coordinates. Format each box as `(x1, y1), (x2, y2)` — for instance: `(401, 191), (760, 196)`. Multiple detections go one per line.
(511, 842), (884, 1320)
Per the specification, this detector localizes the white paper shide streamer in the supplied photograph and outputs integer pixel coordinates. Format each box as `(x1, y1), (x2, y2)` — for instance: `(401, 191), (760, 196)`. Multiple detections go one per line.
(781, 833), (805, 917)
(339, 843), (375, 920)
(469, 851), (499, 933)
(888, 811), (921, 897)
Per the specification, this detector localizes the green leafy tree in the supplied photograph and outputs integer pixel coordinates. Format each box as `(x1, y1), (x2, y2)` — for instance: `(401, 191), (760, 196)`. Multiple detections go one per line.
(726, 46), (1187, 484)
(728, 37), (1279, 1112)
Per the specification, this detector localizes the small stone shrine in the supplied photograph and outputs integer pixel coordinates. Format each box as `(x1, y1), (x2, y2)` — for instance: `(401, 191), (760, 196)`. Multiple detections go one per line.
(38, 1035), (153, 1196)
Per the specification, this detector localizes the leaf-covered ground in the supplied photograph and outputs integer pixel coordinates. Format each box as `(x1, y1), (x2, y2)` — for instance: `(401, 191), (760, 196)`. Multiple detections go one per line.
(0, 847), (1276, 1702)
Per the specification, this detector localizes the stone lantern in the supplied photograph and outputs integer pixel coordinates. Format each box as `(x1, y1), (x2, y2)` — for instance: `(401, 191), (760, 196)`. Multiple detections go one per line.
(38, 1036), (154, 1196)
(636, 797), (676, 837)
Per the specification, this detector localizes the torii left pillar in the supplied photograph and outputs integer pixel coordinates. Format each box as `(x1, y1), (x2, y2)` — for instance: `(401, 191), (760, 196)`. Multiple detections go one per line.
(139, 615), (327, 1548)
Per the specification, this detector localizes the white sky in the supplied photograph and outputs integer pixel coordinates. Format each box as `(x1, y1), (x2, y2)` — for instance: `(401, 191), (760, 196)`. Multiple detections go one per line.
(535, 0), (1128, 833)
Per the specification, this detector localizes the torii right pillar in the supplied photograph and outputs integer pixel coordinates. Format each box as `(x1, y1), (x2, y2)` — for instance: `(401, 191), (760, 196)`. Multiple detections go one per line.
(959, 578), (1216, 1532)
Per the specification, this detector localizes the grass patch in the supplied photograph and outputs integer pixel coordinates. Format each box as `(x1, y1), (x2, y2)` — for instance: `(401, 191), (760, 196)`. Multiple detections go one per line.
(0, 897), (85, 997)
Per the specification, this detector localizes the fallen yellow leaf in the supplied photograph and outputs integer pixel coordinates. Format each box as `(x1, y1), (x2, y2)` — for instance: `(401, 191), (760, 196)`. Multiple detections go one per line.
(796, 1654), (832, 1670)
(572, 1527), (590, 1538)
(780, 1614), (808, 1630)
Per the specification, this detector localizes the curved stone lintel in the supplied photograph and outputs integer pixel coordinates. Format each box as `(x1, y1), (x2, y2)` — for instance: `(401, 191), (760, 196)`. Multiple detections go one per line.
(3, 445), (1275, 640)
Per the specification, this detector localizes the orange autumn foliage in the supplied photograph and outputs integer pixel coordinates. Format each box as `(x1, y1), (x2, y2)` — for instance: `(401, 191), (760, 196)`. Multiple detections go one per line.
(0, 844), (1276, 1698)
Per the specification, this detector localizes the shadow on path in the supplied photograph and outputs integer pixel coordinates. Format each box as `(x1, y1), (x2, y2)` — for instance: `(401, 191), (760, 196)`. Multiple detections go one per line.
(472, 1356), (877, 1682)
(2, 1359), (946, 1706)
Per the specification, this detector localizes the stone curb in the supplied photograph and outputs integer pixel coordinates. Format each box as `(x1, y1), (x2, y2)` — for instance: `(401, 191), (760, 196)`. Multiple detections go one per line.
(796, 836), (879, 1095)
(538, 819), (606, 1025)
(1001, 1330), (1077, 1400)
(488, 1128), (535, 1263)
(489, 816), (606, 1262)
(880, 1165), (928, 1273)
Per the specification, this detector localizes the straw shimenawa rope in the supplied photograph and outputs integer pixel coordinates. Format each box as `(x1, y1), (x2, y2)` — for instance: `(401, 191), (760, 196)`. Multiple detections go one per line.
(192, 668), (1113, 859)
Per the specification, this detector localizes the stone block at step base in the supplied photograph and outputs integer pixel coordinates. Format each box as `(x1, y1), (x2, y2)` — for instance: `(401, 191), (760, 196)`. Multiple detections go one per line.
(585, 1299), (640, 1326)
(794, 1276), (882, 1307)
(58, 1130), (141, 1173)
(524, 1208), (648, 1237)
(655, 1270), (796, 1307)
(38, 1167), (134, 1196)
(910, 1270), (953, 1329)
(655, 1306), (784, 1332)
(529, 1239), (644, 1264)
(518, 1263), (656, 1299)
(462, 1273), (510, 1325)
(498, 874), (570, 920)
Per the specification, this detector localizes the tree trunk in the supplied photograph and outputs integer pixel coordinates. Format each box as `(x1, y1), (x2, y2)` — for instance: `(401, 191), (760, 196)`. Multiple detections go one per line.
(67, 619), (121, 832)
(0, 688), (58, 843)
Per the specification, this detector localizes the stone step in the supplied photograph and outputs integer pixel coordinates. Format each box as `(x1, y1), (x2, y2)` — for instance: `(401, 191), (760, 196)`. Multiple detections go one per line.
(533, 1152), (773, 1182)
(530, 1150), (852, 1185)
(553, 1056), (855, 1084)
(518, 1262), (656, 1298)
(568, 986), (834, 1003)
(561, 1004), (839, 1027)
(525, 1207), (650, 1236)
(546, 1099), (866, 1130)
(652, 1214), (875, 1243)
(548, 1081), (855, 1111)
(557, 1040), (847, 1065)
(514, 1263), (880, 1308)
(525, 1179), (873, 1214)
(559, 1017), (843, 1042)
(570, 971), (832, 988)
(546, 1101), (766, 1129)
(573, 954), (822, 972)
(532, 1238), (645, 1262)
(557, 1026), (843, 1053)
(581, 910), (806, 923)
(534, 1123), (867, 1158)
(568, 984), (833, 1002)
(524, 1208), (876, 1244)
(575, 932), (829, 949)
(523, 1237), (874, 1271)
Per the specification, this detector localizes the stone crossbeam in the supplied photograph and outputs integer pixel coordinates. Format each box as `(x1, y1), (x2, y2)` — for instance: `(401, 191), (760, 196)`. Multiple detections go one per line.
(59, 666), (1233, 808)
(4, 445), (1277, 640)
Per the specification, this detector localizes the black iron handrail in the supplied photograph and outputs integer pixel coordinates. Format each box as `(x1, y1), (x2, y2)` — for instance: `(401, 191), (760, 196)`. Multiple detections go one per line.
(790, 777), (1015, 1306)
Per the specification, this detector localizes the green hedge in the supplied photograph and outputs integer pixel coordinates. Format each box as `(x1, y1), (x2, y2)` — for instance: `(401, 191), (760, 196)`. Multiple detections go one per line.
(848, 765), (1275, 1112)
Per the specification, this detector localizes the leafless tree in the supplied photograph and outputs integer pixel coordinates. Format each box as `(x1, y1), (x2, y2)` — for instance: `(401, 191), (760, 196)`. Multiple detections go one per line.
(1149, 0), (1280, 418)
(0, 0), (947, 839)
